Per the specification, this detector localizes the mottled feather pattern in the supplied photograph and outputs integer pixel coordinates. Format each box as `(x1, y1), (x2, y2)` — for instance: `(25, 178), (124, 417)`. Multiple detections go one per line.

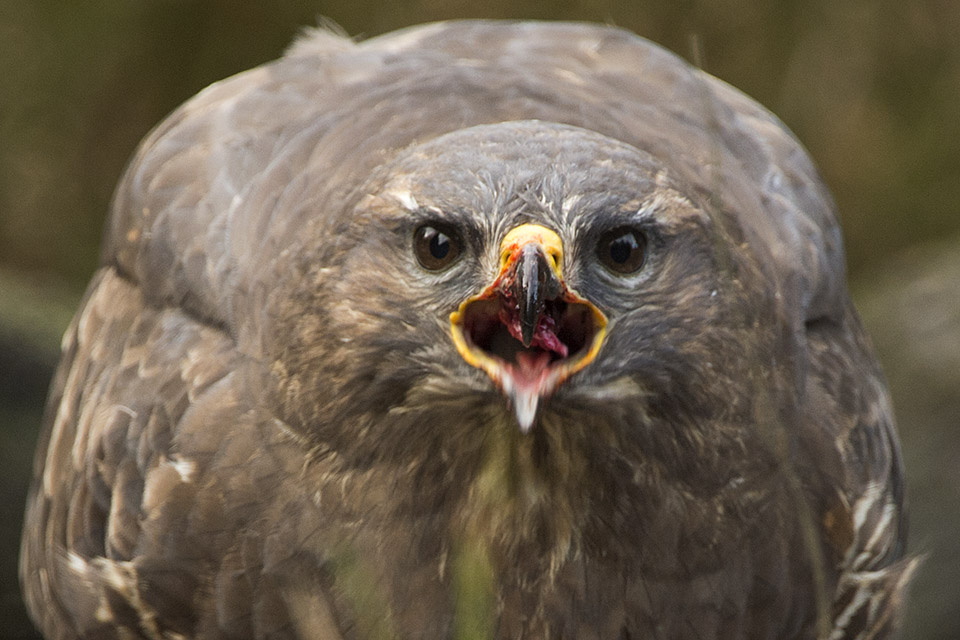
(21, 21), (912, 640)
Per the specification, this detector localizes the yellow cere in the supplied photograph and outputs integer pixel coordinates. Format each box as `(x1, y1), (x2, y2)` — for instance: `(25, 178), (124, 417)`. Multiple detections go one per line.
(499, 224), (563, 273)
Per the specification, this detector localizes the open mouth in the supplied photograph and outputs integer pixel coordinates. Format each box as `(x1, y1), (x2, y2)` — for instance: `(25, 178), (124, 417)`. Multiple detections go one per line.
(450, 265), (606, 431)
(455, 294), (602, 389)
(449, 223), (607, 430)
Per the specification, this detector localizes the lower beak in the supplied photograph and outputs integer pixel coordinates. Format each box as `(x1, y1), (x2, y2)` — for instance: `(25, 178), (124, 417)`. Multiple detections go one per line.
(449, 224), (607, 431)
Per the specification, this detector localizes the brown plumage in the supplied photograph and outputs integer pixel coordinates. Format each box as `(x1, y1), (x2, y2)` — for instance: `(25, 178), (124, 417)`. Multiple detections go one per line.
(20, 21), (915, 640)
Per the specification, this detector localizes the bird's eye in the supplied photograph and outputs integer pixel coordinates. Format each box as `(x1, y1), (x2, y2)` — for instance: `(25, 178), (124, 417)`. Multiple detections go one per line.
(414, 223), (462, 270)
(597, 227), (647, 274)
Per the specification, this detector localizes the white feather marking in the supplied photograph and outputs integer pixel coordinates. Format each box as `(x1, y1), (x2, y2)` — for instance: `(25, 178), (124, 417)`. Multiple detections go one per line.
(853, 500), (896, 571)
(171, 456), (196, 483)
(98, 558), (131, 592)
(561, 194), (582, 215)
(867, 500), (895, 550)
(386, 188), (419, 211)
(511, 388), (540, 433)
(830, 583), (874, 640)
(273, 418), (312, 448)
(91, 557), (185, 639)
(67, 552), (87, 575)
(852, 482), (884, 535)
(830, 568), (898, 640)
(95, 601), (113, 623)
(142, 456), (197, 512)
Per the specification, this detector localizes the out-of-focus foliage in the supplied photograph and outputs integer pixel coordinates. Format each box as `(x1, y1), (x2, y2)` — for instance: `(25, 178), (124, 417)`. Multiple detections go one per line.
(1, 1), (956, 638)
(2, 0), (958, 285)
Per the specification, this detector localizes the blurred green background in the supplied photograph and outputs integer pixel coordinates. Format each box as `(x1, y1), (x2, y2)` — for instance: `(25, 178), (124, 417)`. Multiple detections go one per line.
(1, 1), (957, 638)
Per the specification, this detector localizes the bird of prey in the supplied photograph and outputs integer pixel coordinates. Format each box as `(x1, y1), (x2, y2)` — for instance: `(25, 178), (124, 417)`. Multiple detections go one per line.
(21, 21), (915, 640)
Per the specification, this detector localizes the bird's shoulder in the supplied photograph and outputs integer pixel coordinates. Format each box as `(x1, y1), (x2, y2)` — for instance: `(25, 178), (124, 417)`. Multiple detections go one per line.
(801, 306), (917, 639)
(19, 267), (336, 638)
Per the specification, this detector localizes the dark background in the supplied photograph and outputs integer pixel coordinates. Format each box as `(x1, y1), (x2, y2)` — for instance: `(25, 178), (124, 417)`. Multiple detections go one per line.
(1, 1), (957, 638)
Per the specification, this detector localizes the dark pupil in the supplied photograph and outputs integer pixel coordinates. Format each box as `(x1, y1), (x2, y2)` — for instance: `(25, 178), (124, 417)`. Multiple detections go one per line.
(609, 233), (638, 263)
(429, 230), (450, 259)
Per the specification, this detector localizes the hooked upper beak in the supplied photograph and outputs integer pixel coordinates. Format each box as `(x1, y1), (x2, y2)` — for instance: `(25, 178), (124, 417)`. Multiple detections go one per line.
(450, 224), (607, 431)
(514, 242), (563, 347)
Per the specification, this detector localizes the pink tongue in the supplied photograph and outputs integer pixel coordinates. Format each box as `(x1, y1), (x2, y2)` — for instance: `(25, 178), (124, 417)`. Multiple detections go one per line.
(499, 308), (569, 358)
(515, 350), (553, 377)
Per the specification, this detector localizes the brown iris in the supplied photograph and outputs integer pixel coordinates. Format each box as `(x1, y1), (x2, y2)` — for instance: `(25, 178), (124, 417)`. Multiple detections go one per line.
(414, 223), (462, 270)
(597, 227), (646, 274)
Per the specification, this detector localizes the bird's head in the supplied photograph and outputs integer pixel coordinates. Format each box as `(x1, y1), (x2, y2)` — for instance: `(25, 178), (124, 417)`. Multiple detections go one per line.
(294, 120), (755, 453)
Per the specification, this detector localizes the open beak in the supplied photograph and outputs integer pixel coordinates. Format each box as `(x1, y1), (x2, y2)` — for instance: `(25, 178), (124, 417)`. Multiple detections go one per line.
(450, 224), (607, 431)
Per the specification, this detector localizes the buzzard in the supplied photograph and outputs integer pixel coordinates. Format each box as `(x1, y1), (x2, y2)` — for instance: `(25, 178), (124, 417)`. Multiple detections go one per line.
(21, 21), (915, 640)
